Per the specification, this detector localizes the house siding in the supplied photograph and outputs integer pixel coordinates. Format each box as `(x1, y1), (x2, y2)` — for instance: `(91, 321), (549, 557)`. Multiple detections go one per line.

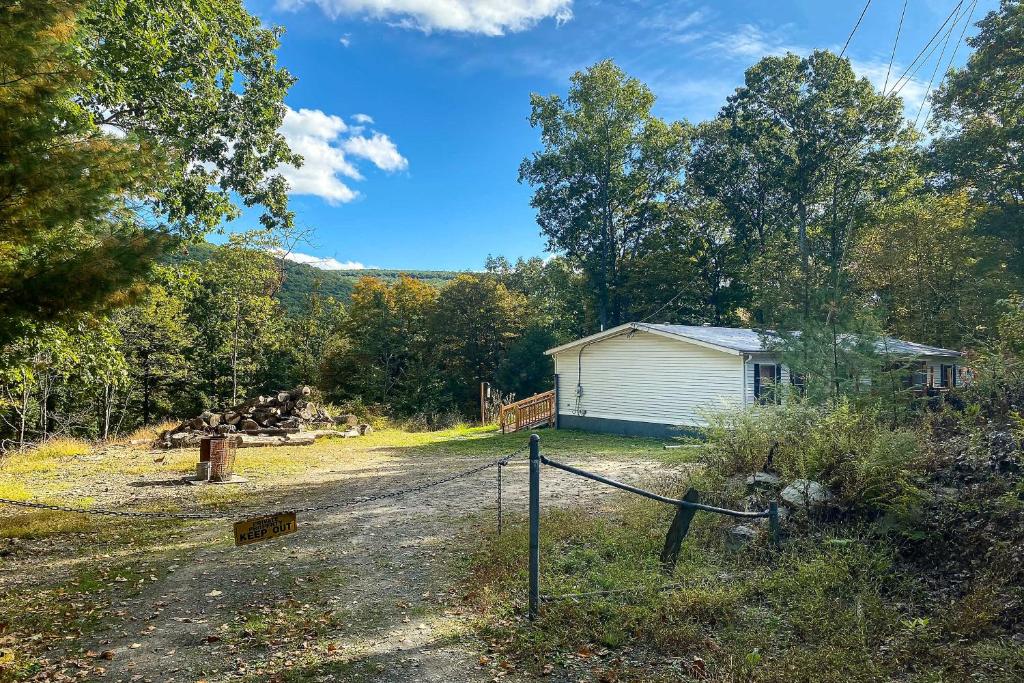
(551, 330), (744, 429)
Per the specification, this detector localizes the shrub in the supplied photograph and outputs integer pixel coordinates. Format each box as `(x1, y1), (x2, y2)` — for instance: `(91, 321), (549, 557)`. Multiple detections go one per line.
(702, 400), (923, 513)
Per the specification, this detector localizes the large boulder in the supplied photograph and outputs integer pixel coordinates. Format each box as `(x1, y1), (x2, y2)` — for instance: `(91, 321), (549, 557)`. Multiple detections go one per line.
(334, 414), (359, 427)
(240, 419), (259, 431)
(781, 479), (834, 510)
(189, 417), (206, 430)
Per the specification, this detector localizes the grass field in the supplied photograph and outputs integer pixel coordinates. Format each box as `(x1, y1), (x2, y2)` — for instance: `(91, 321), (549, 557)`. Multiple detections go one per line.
(5, 425), (1017, 682)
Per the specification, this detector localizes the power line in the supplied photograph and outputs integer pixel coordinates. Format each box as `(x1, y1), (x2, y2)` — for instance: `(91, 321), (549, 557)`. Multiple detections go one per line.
(887, 0), (966, 97)
(913, 0), (964, 127)
(918, 0), (978, 130)
(839, 0), (873, 58)
(883, 0), (908, 93)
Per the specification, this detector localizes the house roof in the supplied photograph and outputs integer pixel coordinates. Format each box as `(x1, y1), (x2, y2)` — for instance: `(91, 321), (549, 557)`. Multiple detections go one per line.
(544, 323), (963, 358)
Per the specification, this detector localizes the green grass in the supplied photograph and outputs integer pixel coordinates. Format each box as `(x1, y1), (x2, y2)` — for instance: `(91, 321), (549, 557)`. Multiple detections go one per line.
(463, 483), (1024, 682)
(0, 424), (691, 682)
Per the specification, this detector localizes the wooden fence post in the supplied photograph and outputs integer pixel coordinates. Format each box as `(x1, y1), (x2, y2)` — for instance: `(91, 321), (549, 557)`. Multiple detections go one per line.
(660, 488), (699, 572)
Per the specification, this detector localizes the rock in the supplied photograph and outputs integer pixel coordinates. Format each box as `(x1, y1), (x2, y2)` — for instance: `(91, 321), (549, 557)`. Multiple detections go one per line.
(200, 410), (214, 421)
(189, 417), (206, 430)
(225, 412), (241, 426)
(342, 428), (360, 438)
(240, 419), (259, 431)
(781, 479), (834, 509)
(208, 413), (221, 428)
(726, 525), (758, 551)
(358, 423), (373, 435)
(170, 432), (191, 445)
(746, 472), (782, 490)
(276, 391), (291, 404)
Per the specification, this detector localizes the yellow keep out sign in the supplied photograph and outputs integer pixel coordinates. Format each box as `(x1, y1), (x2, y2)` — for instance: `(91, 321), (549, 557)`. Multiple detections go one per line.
(233, 512), (298, 546)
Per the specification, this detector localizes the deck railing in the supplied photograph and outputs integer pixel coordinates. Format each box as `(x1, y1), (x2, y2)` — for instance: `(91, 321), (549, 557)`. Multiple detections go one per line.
(498, 390), (555, 434)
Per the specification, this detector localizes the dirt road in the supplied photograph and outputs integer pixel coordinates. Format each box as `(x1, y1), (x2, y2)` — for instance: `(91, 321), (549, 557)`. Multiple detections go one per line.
(3, 444), (676, 682)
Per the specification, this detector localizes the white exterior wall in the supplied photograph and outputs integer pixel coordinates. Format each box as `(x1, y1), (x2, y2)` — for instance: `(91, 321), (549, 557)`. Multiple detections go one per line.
(552, 330), (744, 428)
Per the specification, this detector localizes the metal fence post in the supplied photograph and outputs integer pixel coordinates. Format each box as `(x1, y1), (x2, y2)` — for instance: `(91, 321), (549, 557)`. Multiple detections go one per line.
(528, 433), (540, 620)
(768, 501), (780, 547)
(496, 462), (503, 535)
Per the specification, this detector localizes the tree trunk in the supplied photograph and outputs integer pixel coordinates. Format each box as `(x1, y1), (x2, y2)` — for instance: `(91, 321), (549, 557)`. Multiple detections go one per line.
(141, 350), (152, 426)
(19, 369), (29, 450)
(231, 300), (240, 403)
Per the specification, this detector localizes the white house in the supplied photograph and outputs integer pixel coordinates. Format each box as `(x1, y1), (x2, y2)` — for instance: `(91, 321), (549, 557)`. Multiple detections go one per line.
(544, 323), (964, 437)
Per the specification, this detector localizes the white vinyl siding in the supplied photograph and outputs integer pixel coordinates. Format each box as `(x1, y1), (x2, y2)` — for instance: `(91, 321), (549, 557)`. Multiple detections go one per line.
(552, 330), (744, 428)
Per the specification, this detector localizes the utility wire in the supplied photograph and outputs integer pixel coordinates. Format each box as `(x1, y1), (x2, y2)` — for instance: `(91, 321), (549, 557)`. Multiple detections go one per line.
(839, 0), (873, 58)
(918, 0), (978, 130)
(912, 0), (965, 128)
(887, 0), (966, 97)
(883, 0), (908, 93)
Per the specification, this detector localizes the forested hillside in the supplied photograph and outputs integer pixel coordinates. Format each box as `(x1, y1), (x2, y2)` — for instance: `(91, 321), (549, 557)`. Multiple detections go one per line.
(172, 241), (462, 314)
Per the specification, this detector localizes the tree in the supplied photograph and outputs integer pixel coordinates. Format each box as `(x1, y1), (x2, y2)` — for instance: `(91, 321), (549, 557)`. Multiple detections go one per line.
(432, 275), (527, 414)
(189, 234), (285, 404)
(77, 0), (299, 237)
(326, 276), (439, 410)
(854, 190), (1016, 349)
(495, 324), (556, 400)
(520, 60), (690, 330)
(114, 266), (192, 426)
(624, 194), (747, 325)
(688, 51), (916, 328)
(0, 0), (170, 345)
(285, 283), (346, 388)
(930, 0), (1024, 274)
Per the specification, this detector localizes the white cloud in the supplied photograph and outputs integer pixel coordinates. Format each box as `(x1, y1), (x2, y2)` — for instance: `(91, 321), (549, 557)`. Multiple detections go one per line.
(342, 132), (409, 172)
(274, 249), (369, 270)
(352, 113), (374, 124)
(709, 23), (802, 59)
(850, 59), (930, 119)
(276, 0), (573, 36)
(339, 33), (351, 47)
(277, 106), (407, 204)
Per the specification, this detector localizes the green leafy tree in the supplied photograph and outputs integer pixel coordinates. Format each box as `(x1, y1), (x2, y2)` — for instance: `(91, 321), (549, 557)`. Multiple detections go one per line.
(520, 60), (691, 330)
(114, 266), (193, 426)
(689, 51), (916, 327)
(495, 324), (556, 400)
(930, 0), (1024, 274)
(854, 189), (1016, 348)
(326, 276), (439, 410)
(189, 234), (285, 405)
(431, 275), (527, 414)
(285, 283), (346, 389)
(0, 0), (170, 345)
(77, 0), (299, 237)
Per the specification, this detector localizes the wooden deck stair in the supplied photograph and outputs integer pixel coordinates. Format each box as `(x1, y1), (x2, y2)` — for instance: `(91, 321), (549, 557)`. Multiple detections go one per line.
(498, 390), (555, 434)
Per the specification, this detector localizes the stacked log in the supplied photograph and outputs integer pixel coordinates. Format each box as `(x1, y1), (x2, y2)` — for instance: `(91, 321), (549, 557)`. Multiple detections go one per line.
(158, 386), (351, 448)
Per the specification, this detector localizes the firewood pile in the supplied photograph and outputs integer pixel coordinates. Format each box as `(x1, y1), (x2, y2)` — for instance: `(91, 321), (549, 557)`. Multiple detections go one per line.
(157, 386), (365, 448)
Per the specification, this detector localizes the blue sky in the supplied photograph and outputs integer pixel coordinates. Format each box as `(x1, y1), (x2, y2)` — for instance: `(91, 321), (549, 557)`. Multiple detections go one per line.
(233, 0), (995, 271)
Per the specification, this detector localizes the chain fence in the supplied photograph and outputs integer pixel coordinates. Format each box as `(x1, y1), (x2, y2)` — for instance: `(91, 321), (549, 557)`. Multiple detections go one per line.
(0, 445), (529, 522)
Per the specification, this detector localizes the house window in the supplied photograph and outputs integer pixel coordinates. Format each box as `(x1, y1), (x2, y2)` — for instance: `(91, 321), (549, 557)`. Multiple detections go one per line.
(753, 363), (782, 405)
(940, 364), (957, 388)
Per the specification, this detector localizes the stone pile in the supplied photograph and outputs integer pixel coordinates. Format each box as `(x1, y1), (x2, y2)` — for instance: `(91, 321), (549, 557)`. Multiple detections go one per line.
(158, 386), (357, 448)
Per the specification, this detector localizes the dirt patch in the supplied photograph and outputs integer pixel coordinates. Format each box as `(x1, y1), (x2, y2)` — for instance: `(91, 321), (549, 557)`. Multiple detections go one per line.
(1, 442), (684, 682)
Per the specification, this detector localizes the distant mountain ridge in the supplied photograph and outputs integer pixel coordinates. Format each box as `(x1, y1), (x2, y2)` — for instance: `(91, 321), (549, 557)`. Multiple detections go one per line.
(172, 242), (464, 314)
